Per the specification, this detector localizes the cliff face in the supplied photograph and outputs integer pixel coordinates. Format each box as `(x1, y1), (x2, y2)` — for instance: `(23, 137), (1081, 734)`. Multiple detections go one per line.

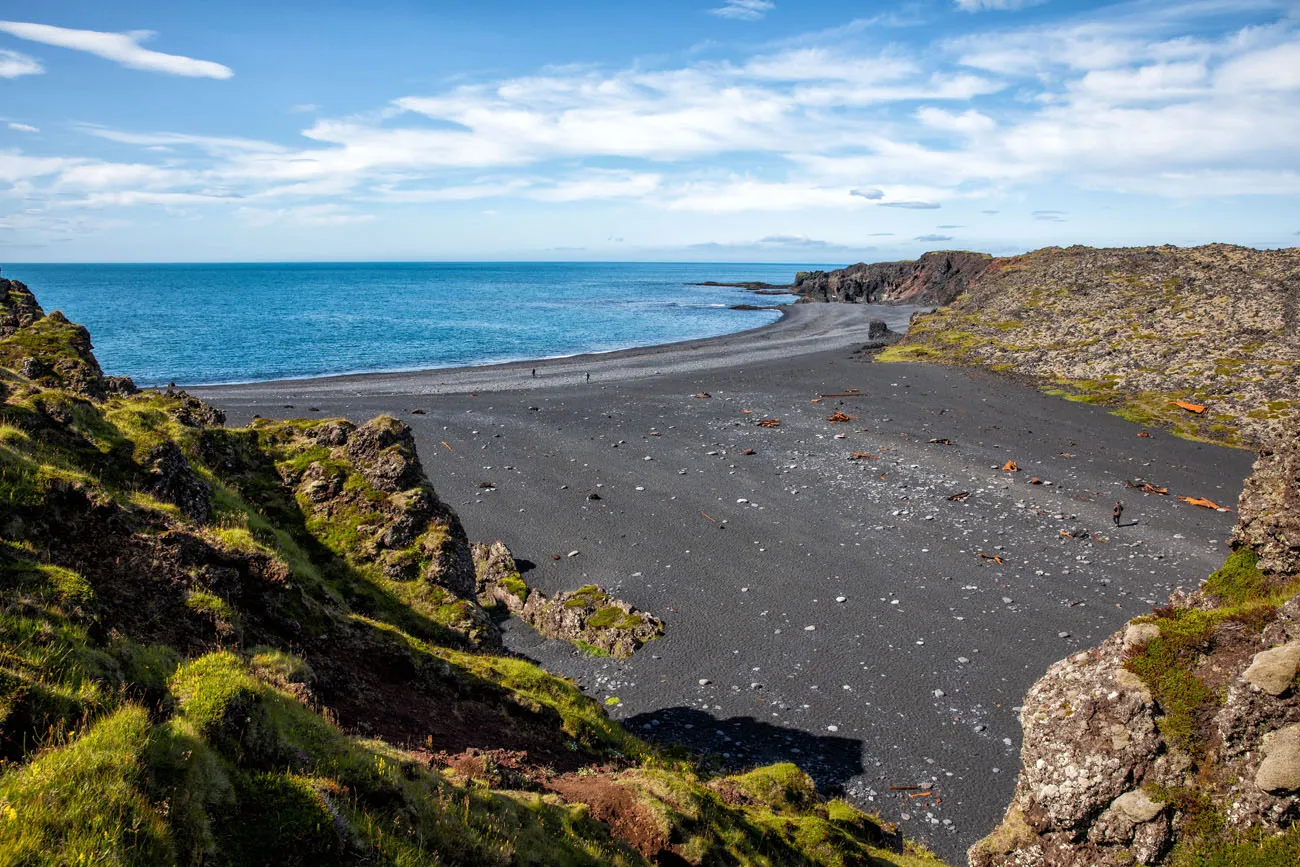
(875, 244), (1300, 448)
(792, 251), (993, 306)
(970, 428), (1300, 866)
(0, 277), (944, 867)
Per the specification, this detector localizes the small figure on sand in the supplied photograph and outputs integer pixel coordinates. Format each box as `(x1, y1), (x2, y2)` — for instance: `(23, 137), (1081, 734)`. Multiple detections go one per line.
(585, 372), (590, 383)
(531, 368), (536, 378)
(1113, 500), (1124, 527)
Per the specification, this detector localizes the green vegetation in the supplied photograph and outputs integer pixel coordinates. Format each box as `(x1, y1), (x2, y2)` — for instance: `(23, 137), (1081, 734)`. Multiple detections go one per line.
(1121, 547), (1300, 862)
(0, 284), (946, 865)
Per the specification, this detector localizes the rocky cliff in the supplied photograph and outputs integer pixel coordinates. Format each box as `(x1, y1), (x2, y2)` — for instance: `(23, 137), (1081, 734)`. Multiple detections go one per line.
(872, 244), (1300, 448)
(792, 251), (993, 306)
(0, 274), (945, 867)
(970, 426), (1300, 866)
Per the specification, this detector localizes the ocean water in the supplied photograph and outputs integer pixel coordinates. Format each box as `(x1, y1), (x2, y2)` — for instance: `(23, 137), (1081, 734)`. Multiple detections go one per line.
(2, 262), (838, 386)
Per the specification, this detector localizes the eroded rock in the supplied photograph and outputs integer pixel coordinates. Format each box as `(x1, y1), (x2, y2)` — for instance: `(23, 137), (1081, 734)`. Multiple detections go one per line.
(1256, 724), (1300, 794)
(1242, 642), (1300, 696)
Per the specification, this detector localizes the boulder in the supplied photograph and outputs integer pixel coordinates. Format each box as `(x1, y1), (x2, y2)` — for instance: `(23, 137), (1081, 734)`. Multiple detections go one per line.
(1242, 642), (1300, 696)
(1123, 622), (1162, 649)
(1256, 724), (1300, 794)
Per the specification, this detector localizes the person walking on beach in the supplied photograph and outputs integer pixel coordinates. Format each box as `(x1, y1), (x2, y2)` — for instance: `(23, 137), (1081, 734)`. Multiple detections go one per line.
(531, 368), (536, 378)
(1113, 500), (1124, 527)
(585, 372), (590, 383)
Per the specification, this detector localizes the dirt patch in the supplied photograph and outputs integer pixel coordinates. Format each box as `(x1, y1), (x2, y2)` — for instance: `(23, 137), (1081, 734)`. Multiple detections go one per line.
(547, 773), (669, 858)
(431, 747), (546, 790)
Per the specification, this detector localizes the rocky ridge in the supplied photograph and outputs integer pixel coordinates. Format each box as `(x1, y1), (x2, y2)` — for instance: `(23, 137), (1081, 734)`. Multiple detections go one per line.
(861, 244), (1300, 447)
(792, 251), (993, 306)
(0, 275), (944, 866)
(970, 425), (1300, 865)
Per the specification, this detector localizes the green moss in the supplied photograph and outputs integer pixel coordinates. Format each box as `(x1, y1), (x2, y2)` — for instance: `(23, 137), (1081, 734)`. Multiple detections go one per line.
(730, 763), (816, 810)
(573, 640), (612, 658)
(170, 652), (260, 743)
(1203, 548), (1264, 607)
(1126, 549), (1291, 758)
(1171, 824), (1300, 867)
(564, 585), (612, 609)
(501, 571), (530, 602)
(185, 590), (235, 624)
(0, 705), (173, 865)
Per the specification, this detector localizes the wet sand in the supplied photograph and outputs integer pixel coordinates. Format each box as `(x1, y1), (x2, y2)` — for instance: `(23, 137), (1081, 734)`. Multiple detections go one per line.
(195, 302), (1253, 863)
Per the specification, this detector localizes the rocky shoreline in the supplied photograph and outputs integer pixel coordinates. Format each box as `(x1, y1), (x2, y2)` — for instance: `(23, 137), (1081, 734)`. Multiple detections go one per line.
(800, 244), (1300, 448)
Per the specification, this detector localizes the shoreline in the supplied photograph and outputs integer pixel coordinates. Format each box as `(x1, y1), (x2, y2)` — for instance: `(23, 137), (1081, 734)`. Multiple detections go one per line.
(198, 300), (1253, 862)
(190, 302), (916, 399)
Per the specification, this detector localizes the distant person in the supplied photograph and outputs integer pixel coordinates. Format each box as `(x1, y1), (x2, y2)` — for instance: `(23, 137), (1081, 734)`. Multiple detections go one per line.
(586, 372), (590, 383)
(531, 368), (536, 378)
(1113, 501), (1124, 527)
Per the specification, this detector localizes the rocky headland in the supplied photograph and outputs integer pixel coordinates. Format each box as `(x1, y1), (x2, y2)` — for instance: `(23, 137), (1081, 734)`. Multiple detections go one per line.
(0, 275), (943, 866)
(792, 251), (994, 307)
(804, 244), (1300, 448)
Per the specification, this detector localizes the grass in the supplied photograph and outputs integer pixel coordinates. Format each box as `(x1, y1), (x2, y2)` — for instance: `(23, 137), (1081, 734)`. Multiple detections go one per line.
(0, 303), (957, 866)
(0, 705), (173, 865)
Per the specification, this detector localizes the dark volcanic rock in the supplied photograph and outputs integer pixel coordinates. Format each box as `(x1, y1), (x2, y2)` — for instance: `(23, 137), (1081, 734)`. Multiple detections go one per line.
(0, 277), (45, 336)
(146, 441), (212, 523)
(793, 250), (993, 306)
(0, 277), (136, 399)
(345, 415), (428, 493)
(867, 319), (890, 339)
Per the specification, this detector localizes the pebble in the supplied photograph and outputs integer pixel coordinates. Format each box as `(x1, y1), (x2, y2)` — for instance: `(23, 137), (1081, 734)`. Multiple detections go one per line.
(804, 625), (816, 631)
(934, 689), (946, 698)
(698, 678), (711, 686)
(957, 657), (970, 664)
(567, 550), (580, 557)
(835, 596), (847, 603)
(1058, 631), (1071, 638)
(827, 725), (839, 732)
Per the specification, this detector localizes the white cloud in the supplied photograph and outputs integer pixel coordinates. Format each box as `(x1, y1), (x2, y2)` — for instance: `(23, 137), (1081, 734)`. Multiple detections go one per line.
(955, 0), (1046, 11)
(0, 49), (42, 77)
(237, 204), (375, 227)
(710, 1), (775, 21)
(7, 122), (39, 133)
(79, 126), (286, 154)
(1, 0), (1298, 253)
(0, 21), (232, 78)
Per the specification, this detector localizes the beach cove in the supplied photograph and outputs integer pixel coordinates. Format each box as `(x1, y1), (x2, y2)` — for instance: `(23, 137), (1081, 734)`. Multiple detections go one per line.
(196, 302), (1252, 862)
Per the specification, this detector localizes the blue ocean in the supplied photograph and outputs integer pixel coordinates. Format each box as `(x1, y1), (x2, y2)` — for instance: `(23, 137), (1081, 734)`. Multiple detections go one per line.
(2, 262), (839, 387)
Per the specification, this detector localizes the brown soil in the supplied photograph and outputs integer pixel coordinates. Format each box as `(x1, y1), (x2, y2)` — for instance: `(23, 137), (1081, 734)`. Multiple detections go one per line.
(547, 773), (671, 858)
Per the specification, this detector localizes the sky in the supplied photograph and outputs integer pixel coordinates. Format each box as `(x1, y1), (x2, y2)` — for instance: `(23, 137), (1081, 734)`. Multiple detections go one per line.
(0, 0), (1298, 262)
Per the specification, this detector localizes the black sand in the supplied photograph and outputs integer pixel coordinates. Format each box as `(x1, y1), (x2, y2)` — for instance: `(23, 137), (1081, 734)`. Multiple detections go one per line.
(196, 304), (1253, 863)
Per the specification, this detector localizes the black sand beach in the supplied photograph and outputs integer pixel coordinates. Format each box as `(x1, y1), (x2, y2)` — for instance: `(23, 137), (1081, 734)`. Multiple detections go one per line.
(196, 303), (1253, 863)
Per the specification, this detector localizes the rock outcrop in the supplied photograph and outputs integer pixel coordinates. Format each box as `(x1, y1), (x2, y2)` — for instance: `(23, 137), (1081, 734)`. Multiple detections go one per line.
(874, 244), (1300, 447)
(793, 251), (993, 306)
(0, 275), (136, 399)
(474, 541), (664, 658)
(972, 424), (1300, 865)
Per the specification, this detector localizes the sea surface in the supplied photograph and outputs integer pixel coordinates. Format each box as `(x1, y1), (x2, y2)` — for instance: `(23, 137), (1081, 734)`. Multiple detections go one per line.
(3, 262), (838, 386)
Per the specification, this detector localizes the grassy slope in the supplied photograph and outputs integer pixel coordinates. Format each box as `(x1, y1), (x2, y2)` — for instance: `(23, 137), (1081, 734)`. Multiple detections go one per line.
(0, 293), (946, 865)
(876, 244), (1300, 448)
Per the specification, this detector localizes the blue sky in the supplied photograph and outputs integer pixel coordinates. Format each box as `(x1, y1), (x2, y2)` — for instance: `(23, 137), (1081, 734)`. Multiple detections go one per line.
(1, 0), (1298, 262)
